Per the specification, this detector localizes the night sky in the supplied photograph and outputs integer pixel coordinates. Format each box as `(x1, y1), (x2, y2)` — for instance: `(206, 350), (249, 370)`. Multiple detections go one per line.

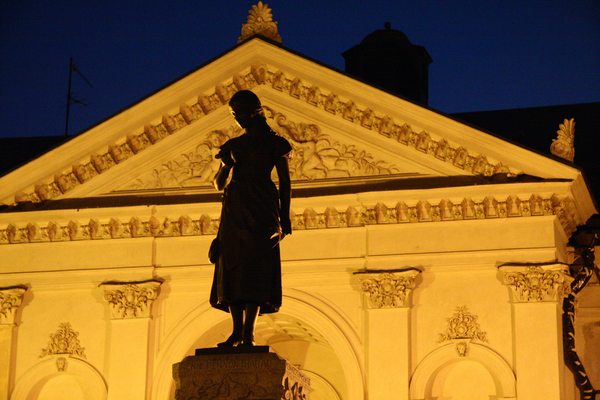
(2, 0), (599, 139)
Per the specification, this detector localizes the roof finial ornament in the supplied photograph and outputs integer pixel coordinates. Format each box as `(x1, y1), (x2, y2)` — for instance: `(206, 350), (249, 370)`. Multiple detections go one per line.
(550, 118), (575, 162)
(238, 2), (282, 43)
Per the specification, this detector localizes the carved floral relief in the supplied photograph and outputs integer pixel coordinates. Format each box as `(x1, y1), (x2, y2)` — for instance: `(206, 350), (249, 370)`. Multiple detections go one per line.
(499, 264), (573, 303)
(438, 306), (488, 357)
(122, 108), (399, 190)
(101, 280), (162, 319)
(40, 322), (86, 359)
(0, 286), (27, 325)
(358, 270), (420, 308)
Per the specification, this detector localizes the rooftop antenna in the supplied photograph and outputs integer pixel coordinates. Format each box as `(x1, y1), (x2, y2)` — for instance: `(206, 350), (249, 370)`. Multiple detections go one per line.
(65, 57), (93, 136)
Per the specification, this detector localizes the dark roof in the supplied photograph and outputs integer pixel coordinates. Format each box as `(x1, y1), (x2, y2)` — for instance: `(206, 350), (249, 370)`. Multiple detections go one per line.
(0, 135), (71, 177)
(452, 102), (600, 202)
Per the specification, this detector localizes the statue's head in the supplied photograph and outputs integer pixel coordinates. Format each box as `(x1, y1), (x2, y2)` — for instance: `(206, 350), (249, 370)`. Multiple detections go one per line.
(229, 90), (264, 128)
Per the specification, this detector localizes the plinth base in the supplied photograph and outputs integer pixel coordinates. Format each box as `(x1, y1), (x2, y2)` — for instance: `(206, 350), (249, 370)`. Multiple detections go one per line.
(173, 346), (310, 400)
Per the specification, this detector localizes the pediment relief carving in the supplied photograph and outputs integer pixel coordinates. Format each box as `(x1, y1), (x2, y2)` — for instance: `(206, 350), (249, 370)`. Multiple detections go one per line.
(4, 56), (523, 206)
(120, 107), (400, 191)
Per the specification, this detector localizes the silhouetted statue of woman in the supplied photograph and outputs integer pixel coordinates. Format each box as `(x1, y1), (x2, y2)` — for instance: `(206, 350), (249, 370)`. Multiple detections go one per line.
(210, 90), (292, 347)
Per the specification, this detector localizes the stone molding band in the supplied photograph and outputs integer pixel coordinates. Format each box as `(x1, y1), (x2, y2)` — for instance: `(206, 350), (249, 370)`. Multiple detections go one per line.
(0, 193), (578, 245)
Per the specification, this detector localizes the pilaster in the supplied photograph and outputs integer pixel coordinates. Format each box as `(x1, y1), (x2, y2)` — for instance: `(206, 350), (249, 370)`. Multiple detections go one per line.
(0, 285), (27, 400)
(357, 269), (420, 400)
(100, 279), (162, 400)
(499, 263), (573, 400)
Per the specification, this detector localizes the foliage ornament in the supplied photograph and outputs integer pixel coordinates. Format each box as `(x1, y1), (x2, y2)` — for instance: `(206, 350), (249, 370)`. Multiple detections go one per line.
(357, 269), (420, 308)
(238, 2), (281, 43)
(438, 306), (488, 344)
(0, 285), (27, 325)
(40, 322), (86, 359)
(550, 118), (575, 162)
(498, 263), (573, 303)
(101, 279), (162, 319)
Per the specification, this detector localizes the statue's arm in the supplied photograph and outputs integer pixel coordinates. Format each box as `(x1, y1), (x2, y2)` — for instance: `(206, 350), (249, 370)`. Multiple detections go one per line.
(213, 162), (232, 190)
(276, 156), (292, 235)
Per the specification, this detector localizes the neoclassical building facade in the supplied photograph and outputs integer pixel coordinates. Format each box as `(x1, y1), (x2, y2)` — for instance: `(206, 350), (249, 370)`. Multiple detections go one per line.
(1, 5), (598, 400)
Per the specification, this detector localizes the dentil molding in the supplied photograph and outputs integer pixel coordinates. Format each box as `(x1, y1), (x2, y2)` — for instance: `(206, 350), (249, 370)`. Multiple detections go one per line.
(0, 192), (579, 245)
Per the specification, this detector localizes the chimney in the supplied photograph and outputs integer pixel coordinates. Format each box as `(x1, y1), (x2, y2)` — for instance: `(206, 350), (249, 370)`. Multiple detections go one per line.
(342, 23), (432, 105)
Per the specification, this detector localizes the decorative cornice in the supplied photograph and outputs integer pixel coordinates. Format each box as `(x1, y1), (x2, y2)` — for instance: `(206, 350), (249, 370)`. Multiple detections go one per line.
(0, 285), (27, 325)
(438, 306), (488, 357)
(357, 269), (420, 308)
(100, 280), (162, 319)
(498, 263), (574, 303)
(0, 193), (579, 245)
(40, 322), (86, 359)
(5, 60), (524, 206)
(550, 118), (575, 162)
(238, 2), (282, 43)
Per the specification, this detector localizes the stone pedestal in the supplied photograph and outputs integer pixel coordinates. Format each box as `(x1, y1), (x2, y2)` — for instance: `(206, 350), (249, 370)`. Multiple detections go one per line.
(173, 347), (310, 400)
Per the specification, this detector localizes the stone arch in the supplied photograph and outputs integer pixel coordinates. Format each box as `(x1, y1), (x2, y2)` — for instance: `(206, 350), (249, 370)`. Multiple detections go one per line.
(409, 343), (516, 399)
(152, 289), (365, 400)
(11, 355), (107, 400)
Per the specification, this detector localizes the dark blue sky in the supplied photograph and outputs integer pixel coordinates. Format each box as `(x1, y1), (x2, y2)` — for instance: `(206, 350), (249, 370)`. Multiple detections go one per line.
(1, 0), (599, 138)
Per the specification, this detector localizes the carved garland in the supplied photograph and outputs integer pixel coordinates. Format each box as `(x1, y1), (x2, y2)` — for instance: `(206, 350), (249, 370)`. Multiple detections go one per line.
(7, 62), (521, 206)
(0, 193), (579, 245)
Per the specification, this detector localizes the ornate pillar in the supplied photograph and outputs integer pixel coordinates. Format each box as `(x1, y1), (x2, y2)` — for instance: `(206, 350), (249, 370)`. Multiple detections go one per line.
(0, 285), (27, 400)
(357, 269), (420, 400)
(499, 263), (573, 400)
(100, 279), (162, 400)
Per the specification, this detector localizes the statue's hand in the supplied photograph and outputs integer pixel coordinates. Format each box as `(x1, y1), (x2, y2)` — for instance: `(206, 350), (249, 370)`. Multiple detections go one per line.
(215, 150), (235, 166)
(281, 217), (292, 236)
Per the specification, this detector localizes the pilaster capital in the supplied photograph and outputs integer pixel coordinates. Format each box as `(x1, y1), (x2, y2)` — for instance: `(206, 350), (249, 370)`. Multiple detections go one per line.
(498, 263), (573, 303)
(356, 269), (420, 308)
(100, 279), (162, 319)
(0, 285), (27, 325)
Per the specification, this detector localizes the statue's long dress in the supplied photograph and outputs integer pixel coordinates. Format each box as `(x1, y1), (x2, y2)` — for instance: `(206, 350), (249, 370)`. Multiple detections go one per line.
(210, 130), (292, 314)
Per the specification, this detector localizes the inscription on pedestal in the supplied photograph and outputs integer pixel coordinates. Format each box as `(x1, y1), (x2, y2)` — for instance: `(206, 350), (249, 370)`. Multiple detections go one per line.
(173, 347), (310, 400)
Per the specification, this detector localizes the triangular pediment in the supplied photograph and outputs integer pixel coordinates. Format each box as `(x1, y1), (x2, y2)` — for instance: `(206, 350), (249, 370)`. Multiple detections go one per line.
(0, 37), (583, 206)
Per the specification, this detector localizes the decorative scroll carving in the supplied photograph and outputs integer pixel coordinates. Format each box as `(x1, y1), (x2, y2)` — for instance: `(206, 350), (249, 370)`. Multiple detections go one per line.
(438, 306), (488, 356)
(499, 263), (573, 303)
(358, 269), (420, 308)
(40, 323), (86, 359)
(0, 285), (27, 325)
(238, 2), (282, 43)
(550, 118), (575, 162)
(101, 280), (162, 319)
